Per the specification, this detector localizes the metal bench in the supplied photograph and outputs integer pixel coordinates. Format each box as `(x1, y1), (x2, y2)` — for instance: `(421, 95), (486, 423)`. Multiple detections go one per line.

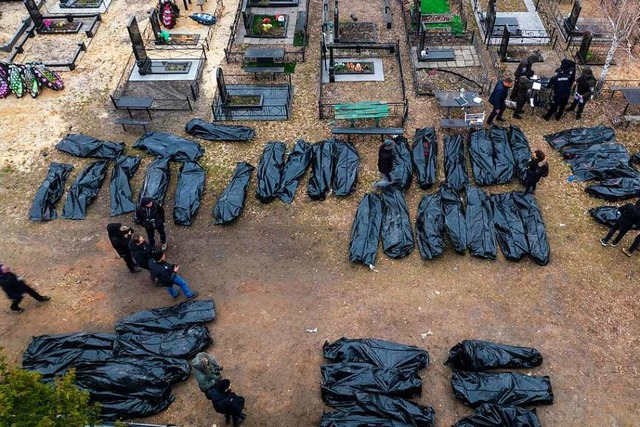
(115, 118), (150, 132)
(420, 48), (455, 62)
(243, 66), (285, 77)
(609, 85), (626, 99)
(331, 127), (403, 142)
(334, 101), (390, 127)
(623, 115), (640, 128)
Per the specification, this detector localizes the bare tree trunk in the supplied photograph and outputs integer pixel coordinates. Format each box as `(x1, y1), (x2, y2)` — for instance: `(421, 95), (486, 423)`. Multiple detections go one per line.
(596, 34), (619, 94)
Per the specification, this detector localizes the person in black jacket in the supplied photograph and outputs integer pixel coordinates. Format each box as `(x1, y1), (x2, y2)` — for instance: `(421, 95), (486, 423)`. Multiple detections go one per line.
(129, 234), (159, 284)
(513, 70), (534, 119)
(600, 200), (640, 247)
(486, 77), (513, 126)
(0, 263), (50, 313)
(148, 252), (198, 300)
(373, 139), (395, 189)
(205, 379), (246, 427)
(107, 223), (140, 273)
(543, 64), (573, 121)
(523, 150), (549, 193)
(566, 67), (597, 119)
(509, 53), (541, 101)
(135, 197), (167, 250)
(622, 233), (640, 257)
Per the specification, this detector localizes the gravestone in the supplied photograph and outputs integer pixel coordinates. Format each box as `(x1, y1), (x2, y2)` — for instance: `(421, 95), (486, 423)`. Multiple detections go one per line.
(216, 68), (228, 104)
(127, 16), (151, 75)
(24, 0), (43, 27)
(485, 0), (496, 40)
(564, 1), (581, 34)
(149, 9), (162, 39)
(333, 0), (339, 42)
(498, 25), (510, 60)
(577, 30), (592, 64)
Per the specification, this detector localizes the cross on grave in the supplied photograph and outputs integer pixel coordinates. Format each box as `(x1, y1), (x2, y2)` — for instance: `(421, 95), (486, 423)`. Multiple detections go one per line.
(24, 0), (43, 28)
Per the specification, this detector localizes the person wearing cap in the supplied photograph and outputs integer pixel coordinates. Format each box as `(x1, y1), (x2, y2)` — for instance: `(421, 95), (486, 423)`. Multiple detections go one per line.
(135, 197), (167, 251)
(107, 223), (140, 273)
(0, 263), (50, 313)
(373, 139), (395, 189)
(566, 67), (597, 120)
(205, 378), (246, 426)
(148, 252), (198, 300)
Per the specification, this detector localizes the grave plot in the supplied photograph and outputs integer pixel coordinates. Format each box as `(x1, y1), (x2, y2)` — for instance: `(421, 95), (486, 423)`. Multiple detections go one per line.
(42, 0), (112, 14)
(402, 0), (487, 95)
(0, 1), (30, 53)
(223, 0), (309, 64)
(4, 0), (101, 70)
(141, 8), (217, 52)
(210, 67), (293, 121)
(111, 16), (207, 112)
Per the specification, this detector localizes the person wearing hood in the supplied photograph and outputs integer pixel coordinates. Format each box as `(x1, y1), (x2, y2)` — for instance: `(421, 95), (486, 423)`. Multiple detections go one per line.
(510, 54), (540, 101)
(523, 150), (549, 194)
(107, 223), (140, 273)
(0, 263), (50, 313)
(543, 64), (573, 121)
(205, 379), (246, 426)
(373, 139), (396, 189)
(560, 58), (576, 85)
(513, 70), (534, 119)
(566, 67), (597, 119)
(191, 352), (223, 392)
(135, 197), (167, 251)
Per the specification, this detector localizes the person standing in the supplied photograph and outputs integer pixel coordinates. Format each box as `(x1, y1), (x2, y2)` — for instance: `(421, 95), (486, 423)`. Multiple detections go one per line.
(191, 352), (224, 393)
(135, 197), (167, 251)
(622, 233), (640, 257)
(513, 70), (534, 119)
(523, 150), (549, 193)
(0, 263), (50, 313)
(129, 234), (158, 285)
(543, 64), (573, 121)
(373, 139), (395, 189)
(205, 379), (247, 427)
(600, 201), (640, 247)
(148, 252), (198, 300)
(510, 54), (540, 101)
(486, 77), (513, 126)
(107, 223), (140, 273)
(566, 67), (597, 120)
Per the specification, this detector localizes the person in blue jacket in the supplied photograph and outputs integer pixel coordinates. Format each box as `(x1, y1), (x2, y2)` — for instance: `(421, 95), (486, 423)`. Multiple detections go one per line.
(486, 77), (513, 126)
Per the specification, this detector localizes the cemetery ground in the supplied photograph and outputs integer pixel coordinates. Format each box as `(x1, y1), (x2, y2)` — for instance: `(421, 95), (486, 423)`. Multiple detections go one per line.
(1, 0), (640, 425)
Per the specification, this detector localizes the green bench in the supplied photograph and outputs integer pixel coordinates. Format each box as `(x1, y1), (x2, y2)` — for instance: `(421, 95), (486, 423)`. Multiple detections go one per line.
(334, 101), (390, 127)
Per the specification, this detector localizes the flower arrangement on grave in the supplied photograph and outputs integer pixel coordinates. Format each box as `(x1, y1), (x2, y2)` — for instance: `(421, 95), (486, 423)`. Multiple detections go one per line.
(275, 14), (286, 23)
(262, 17), (273, 32)
(42, 19), (53, 30)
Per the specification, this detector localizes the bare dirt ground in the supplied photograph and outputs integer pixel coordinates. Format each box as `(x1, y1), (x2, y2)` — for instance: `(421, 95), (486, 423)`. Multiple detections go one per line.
(0, 0), (640, 426)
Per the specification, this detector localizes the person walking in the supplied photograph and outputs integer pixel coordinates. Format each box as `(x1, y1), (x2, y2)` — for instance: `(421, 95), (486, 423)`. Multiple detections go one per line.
(486, 77), (513, 126)
(373, 139), (395, 189)
(135, 197), (167, 251)
(513, 70), (534, 119)
(205, 379), (247, 427)
(523, 150), (549, 193)
(191, 352), (224, 393)
(107, 223), (140, 273)
(543, 64), (573, 121)
(148, 252), (198, 300)
(566, 67), (597, 120)
(0, 263), (50, 313)
(622, 233), (640, 257)
(600, 201), (640, 247)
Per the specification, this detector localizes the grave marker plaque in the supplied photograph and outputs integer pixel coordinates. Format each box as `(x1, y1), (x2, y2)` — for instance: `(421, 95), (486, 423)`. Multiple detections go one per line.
(564, 1), (581, 34)
(216, 68), (228, 104)
(24, 0), (43, 27)
(485, 0), (496, 40)
(577, 30), (592, 64)
(498, 25), (510, 60)
(127, 16), (151, 74)
(150, 9), (162, 39)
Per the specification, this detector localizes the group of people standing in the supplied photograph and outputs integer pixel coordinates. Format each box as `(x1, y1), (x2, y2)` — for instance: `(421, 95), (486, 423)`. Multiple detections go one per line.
(487, 57), (597, 125)
(107, 197), (198, 300)
(600, 200), (640, 257)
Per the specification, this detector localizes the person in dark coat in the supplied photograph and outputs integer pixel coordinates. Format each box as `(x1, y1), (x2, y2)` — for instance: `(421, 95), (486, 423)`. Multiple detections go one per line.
(622, 233), (640, 257)
(486, 77), (513, 126)
(566, 67), (597, 119)
(523, 150), (549, 193)
(191, 352), (223, 393)
(513, 70), (534, 119)
(543, 64), (573, 121)
(135, 197), (167, 250)
(373, 139), (395, 189)
(148, 252), (198, 300)
(600, 200), (640, 247)
(129, 234), (159, 284)
(0, 263), (50, 313)
(509, 53), (541, 101)
(107, 223), (140, 273)
(205, 379), (246, 427)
